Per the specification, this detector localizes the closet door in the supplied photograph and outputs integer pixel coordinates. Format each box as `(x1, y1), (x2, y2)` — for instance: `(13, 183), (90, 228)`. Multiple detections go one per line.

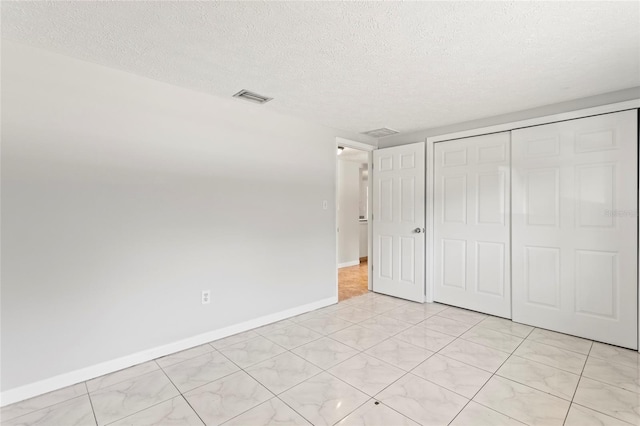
(512, 110), (638, 349)
(434, 132), (511, 318)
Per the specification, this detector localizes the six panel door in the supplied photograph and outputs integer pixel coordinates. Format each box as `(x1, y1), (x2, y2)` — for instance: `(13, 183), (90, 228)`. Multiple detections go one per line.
(372, 142), (425, 302)
(433, 132), (511, 318)
(511, 110), (638, 349)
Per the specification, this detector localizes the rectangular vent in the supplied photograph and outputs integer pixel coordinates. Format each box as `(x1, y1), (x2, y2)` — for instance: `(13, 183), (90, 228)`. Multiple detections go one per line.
(362, 127), (399, 138)
(232, 89), (273, 104)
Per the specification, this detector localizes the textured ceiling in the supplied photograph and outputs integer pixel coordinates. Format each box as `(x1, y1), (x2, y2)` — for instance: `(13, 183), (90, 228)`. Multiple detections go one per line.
(2, 1), (639, 135)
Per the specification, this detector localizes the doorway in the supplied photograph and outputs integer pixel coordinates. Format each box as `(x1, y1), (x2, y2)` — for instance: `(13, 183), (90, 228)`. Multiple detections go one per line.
(337, 144), (371, 301)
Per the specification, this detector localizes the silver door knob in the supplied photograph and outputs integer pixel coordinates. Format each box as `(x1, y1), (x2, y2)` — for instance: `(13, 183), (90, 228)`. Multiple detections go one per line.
(414, 228), (422, 233)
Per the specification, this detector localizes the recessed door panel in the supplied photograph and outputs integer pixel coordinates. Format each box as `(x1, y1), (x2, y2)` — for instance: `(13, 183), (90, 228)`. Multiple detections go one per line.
(525, 169), (559, 227)
(476, 242), (505, 297)
(576, 164), (615, 228)
(524, 246), (560, 308)
(575, 250), (617, 319)
(442, 175), (467, 224)
(379, 236), (393, 280)
(477, 171), (505, 225)
(512, 109), (637, 349)
(442, 239), (466, 289)
(400, 177), (415, 223)
(434, 132), (511, 318)
(379, 179), (393, 223)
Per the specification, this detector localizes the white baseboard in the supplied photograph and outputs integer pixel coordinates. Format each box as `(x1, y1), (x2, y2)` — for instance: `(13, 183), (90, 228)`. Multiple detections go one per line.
(0, 296), (337, 407)
(338, 260), (360, 268)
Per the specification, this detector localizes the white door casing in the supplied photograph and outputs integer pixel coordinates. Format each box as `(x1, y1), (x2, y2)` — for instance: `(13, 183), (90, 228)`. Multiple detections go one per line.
(433, 133), (511, 318)
(512, 110), (638, 349)
(372, 142), (425, 302)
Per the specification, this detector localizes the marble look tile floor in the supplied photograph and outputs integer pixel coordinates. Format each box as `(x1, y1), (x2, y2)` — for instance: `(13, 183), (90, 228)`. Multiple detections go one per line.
(3, 292), (640, 426)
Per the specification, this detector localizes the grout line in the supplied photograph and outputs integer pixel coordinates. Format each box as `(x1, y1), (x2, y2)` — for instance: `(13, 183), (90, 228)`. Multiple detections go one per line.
(83, 382), (99, 426)
(444, 323), (533, 425)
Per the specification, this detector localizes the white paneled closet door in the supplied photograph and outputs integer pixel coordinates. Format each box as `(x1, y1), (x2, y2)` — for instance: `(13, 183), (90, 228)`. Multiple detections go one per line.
(512, 110), (638, 349)
(434, 132), (511, 318)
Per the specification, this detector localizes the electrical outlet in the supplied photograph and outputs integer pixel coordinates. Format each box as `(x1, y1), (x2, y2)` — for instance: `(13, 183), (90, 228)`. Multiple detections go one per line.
(202, 290), (211, 305)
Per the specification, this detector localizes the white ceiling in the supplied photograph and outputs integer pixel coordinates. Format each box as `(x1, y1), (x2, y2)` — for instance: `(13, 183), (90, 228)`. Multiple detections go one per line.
(2, 2), (639, 136)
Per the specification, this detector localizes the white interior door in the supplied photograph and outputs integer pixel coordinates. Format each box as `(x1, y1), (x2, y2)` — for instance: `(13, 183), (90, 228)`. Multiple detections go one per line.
(372, 142), (425, 302)
(433, 133), (511, 318)
(512, 110), (638, 349)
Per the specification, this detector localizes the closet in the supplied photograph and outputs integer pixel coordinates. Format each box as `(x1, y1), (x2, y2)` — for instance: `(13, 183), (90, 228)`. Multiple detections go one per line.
(433, 109), (639, 349)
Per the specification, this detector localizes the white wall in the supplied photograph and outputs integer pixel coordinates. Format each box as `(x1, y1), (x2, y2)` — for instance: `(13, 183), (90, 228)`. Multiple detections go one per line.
(0, 41), (375, 393)
(337, 159), (360, 266)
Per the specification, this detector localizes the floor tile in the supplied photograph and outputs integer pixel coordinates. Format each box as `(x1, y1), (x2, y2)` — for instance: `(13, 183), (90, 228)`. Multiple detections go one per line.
(297, 316), (354, 335)
(412, 354), (491, 398)
(245, 352), (321, 394)
(223, 398), (310, 426)
(527, 328), (592, 355)
(439, 339), (509, 372)
(279, 372), (369, 426)
(583, 356), (640, 394)
(162, 351), (239, 393)
(477, 317), (533, 338)
(155, 344), (216, 369)
(0, 383), (87, 422)
(376, 374), (468, 425)
(590, 342), (640, 369)
(263, 324), (322, 349)
(218, 336), (286, 368)
(291, 337), (359, 369)
(359, 315), (412, 335)
(90, 369), (179, 425)
(449, 401), (525, 426)
(335, 307), (377, 323)
(336, 400), (419, 425)
(365, 338), (434, 371)
(290, 310), (329, 323)
(382, 306), (431, 324)
(437, 307), (487, 325)
(253, 319), (295, 336)
(473, 376), (570, 426)
(421, 315), (473, 337)
(328, 354), (404, 396)
(210, 330), (260, 350)
(184, 371), (272, 426)
(513, 340), (587, 374)
(352, 300), (399, 314)
(565, 403), (633, 426)
(496, 355), (580, 400)
(573, 377), (640, 424)
(2, 395), (95, 426)
(394, 325), (455, 352)
(329, 325), (390, 351)
(108, 396), (203, 426)
(461, 327), (523, 353)
(420, 303), (449, 316)
(86, 361), (159, 393)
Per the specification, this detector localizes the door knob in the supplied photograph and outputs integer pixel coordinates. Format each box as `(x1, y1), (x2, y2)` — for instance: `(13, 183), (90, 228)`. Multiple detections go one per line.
(414, 228), (422, 233)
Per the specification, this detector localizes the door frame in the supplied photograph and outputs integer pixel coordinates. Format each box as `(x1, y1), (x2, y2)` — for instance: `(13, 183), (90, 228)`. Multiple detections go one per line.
(335, 137), (375, 297)
(424, 99), (640, 349)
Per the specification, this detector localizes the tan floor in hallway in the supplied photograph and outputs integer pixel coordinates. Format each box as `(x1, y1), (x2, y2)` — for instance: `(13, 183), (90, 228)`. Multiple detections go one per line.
(3, 292), (639, 426)
(338, 259), (368, 302)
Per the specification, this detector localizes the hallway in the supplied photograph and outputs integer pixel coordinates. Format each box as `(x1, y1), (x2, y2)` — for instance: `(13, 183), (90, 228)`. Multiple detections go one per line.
(338, 260), (368, 301)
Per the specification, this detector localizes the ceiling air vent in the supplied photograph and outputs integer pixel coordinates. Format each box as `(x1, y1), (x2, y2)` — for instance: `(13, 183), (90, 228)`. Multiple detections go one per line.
(232, 89), (273, 104)
(362, 127), (399, 138)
